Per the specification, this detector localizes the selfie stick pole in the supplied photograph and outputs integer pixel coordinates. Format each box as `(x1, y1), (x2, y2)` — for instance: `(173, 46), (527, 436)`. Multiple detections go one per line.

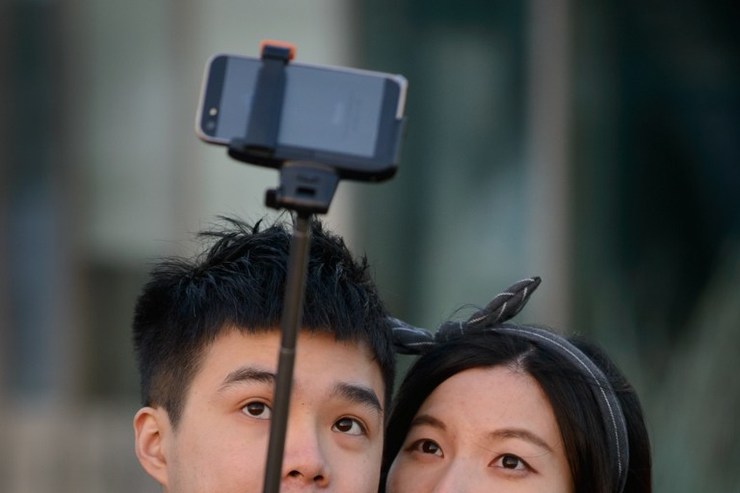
(263, 210), (308, 493)
(227, 42), (340, 493)
(260, 162), (338, 493)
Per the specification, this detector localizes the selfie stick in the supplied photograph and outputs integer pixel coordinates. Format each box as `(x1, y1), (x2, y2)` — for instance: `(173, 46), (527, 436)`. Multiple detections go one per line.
(227, 41), (340, 493)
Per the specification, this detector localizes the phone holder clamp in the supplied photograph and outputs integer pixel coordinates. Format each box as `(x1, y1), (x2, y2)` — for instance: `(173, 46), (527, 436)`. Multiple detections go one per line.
(227, 42), (339, 216)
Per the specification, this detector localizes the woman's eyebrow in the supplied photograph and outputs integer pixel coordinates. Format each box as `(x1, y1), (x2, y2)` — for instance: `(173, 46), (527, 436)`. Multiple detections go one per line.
(489, 428), (554, 453)
(219, 365), (275, 391)
(331, 382), (383, 416)
(408, 413), (447, 431)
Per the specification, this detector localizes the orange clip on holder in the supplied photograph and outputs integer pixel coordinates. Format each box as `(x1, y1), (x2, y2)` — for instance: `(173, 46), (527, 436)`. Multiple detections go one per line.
(258, 39), (296, 60)
(228, 40), (297, 167)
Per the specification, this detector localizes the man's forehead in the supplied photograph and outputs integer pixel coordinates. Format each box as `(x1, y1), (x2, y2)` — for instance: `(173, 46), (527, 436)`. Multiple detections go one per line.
(175, 327), (386, 433)
(201, 328), (382, 388)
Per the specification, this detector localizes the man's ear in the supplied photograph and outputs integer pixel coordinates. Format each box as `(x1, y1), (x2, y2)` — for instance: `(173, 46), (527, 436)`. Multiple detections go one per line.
(133, 406), (172, 488)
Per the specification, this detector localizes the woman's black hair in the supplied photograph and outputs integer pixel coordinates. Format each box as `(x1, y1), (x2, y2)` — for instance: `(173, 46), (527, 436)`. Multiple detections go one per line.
(384, 278), (651, 493)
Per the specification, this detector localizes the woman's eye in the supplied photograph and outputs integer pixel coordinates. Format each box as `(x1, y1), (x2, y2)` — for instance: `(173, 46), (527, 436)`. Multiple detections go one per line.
(493, 454), (528, 471)
(411, 439), (443, 457)
(332, 417), (366, 436)
(241, 401), (272, 420)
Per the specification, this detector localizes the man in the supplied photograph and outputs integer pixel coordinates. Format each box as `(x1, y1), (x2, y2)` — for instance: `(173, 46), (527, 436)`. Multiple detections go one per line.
(132, 218), (395, 492)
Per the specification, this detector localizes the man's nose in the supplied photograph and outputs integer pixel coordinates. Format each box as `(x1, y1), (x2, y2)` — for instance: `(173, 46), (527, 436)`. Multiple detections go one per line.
(281, 419), (330, 487)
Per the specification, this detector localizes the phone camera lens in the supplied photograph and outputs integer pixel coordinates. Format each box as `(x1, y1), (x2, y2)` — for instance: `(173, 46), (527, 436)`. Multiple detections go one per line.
(205, 120), (216, 132)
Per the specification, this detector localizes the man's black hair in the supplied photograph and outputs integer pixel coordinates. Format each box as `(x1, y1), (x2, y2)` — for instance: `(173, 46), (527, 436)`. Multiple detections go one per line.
(133, 217), (394, 427)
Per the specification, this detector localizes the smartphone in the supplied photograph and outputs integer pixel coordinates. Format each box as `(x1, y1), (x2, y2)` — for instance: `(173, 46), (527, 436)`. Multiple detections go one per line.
(195, 53), (407, 181)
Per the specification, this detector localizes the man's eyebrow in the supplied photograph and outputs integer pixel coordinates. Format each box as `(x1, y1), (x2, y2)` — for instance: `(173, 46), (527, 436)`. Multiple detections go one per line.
(408, 413), (446, 432)
(331, 382), (383, 415)
(219, 366), (275, 391)
(489, 428), (554, 453)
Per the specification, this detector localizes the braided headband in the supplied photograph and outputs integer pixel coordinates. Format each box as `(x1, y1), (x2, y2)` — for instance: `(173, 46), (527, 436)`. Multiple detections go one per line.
(389, 277), (629, 493)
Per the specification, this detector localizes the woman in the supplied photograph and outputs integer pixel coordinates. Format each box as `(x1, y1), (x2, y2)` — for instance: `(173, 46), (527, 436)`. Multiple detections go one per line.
(384, 277), (651, 493)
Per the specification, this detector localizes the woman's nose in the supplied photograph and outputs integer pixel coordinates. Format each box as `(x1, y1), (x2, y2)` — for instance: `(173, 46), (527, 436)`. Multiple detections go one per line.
(430, 459), (479, 493)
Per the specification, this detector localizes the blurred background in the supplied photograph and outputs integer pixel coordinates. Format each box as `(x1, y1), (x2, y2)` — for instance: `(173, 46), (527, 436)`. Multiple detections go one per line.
(1, 0), (738, 491)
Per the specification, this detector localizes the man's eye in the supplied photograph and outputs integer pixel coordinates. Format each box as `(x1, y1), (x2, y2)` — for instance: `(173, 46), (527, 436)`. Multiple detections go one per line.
(411, 439), (443, 457)
(332, 417), (366, 436)
(241, 401), (272, 420)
